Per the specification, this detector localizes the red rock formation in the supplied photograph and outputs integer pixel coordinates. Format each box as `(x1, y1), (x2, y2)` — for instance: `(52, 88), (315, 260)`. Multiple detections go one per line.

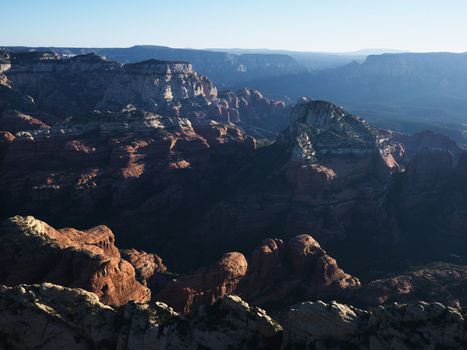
(121, 248), (167, 287)
(147, 233), (358, 315)
(154, 252), (248, 314)
(0, 215), (150, 306)
(238, 234), (360, 307)
(0, 109), (50, 133)
(0, 110), (256, 270)
(2, 53), (467, 280)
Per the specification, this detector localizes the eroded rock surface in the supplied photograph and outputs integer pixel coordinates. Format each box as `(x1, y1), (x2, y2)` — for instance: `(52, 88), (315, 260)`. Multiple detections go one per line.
(121, 248), (167, 286)
(238, 234), (360, 309)
(154, 252), (248, 314)
(283, 300), (467, 349)
(150, 234), (358, 315)
(356, 263), (467, 306)
(0, 283), (282, 350)
(1, 52), (288, 137)
(0, 215), (150, 306)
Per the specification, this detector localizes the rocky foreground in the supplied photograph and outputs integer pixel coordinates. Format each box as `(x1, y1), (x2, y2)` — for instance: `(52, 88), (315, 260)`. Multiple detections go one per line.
(0, 215), (466, 349)
(1, 283), (466, 349)
(0, 283), (281, 350)
(283, 299), (466, 349)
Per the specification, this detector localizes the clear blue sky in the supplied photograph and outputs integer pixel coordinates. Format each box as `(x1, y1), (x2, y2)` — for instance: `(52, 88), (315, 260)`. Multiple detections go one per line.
(2, 0), (467, 52)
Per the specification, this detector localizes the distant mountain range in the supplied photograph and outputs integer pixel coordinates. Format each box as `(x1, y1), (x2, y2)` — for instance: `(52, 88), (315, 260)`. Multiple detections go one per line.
(236, 51), (467, 144)
(3, 45), (467, 144)
(207, 48), (408, 70)
(1, 45), (306, 87)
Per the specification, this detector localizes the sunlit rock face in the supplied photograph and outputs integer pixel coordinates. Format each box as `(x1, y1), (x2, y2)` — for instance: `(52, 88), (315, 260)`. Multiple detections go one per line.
(0, 215), (150, 306)
(98, 59), (218, 112)
(5, 53), (215, 116)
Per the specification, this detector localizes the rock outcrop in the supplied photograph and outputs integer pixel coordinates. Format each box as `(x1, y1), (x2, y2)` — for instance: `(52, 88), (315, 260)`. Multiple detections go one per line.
(0, 109), (50, 132)
(148, 234), (358, 315)
(0, 215), (150, 306)
(356, 263), (467, 307)
(0, 283), (282, 350)
(283, 300), (467, 349)
(98, 59), (217, 112)
(238, 234), (360, 309)
(1, 283), (465, 350)
(0, 213), (359, 317)
(196, 99), (397, 274)
(380, 129), (462, 165)
(154, 252), (248, 314)
(218, 88), (289, 137)
(121, 248), (167, 287)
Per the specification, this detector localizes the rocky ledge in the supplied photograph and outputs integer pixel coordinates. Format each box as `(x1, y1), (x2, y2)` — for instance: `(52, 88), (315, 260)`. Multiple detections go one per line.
(283, 299), (466, 349)
(1, 283), (465, 350)
(0, 283), (282, 350)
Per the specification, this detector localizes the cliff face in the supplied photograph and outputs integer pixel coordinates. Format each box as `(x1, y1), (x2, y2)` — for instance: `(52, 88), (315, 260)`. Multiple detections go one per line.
(1, 52), (288, 138)
(237, 234), (360, 311)
(3, 45), (307, 86)
(0, 216), (150, 306)
(6, 53), (119, 116)
(98, 59), (218, 112)
(282, 99), (394, 239)
(196, 99), (396, 264)
(6, 53), (212, 116)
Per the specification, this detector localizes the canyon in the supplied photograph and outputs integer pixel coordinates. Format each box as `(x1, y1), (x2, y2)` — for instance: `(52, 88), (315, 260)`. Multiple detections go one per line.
(1, 50), (467, 349)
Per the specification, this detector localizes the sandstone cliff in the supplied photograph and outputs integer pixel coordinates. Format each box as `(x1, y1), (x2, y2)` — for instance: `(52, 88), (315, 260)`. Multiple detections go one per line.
(142, 234), (359, 315)
(0, 215), (150, 306)
(238, 234), (360, 310)
(1, 52), (288, 137)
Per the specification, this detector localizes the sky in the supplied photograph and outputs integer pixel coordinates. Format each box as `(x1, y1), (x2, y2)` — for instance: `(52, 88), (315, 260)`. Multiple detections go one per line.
(2, 0), (467, 53)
